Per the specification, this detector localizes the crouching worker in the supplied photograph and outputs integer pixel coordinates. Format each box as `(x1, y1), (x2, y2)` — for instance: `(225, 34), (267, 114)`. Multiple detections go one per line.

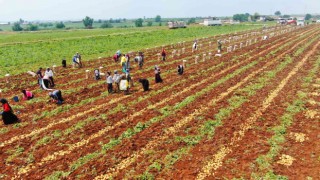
(22, 90), (34, 100)
(0, 98), (19, 125)
(138, 78), (149, 91)
(49, 90), (64, 104)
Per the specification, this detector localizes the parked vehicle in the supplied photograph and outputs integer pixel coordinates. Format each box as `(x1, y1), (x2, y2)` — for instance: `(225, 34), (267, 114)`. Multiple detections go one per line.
(297, 18), (305, 26)
(168, 21), (187, 29)
(203, 18), (222, 26)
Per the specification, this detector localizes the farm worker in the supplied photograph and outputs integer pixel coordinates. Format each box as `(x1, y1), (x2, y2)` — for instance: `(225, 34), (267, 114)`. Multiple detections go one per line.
(113, 54), (118, 62)
(126, 69), (134, 87)
(45, 67), (55, 87)
(192, 40), (198, 52)
(21, 90), (34, 100)
(0, 98), (19, 125)
(72, 55), (80, 67)
(106, 71), (113, 93)
(263, 35), (268, 40)
(36, 67), (43, 87)
(138, 78), (149, 91)
(113, 70), (121, 93)
(177, 65), (184, 75)
(161, 48), (166, 61)
(48, 90), (64, 104)
(120, 55), (127, 73)
(116, 50), (121, 56)
(42, 75), (51, 89)
(125, 54), (131, 70)
(154, 65), (163, 83)
(62, 59), (67, 68)
(76, 52), (83, 67)
(94, 69), (101, 80)
(217, 40), (222, 52)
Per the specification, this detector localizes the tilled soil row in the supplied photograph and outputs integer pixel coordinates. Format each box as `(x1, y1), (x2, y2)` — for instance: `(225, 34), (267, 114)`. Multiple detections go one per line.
(82, 27), (320, 179)
(96, 28), (320, 180)
(202, 40), (320, 179)
(194, 39), (320, 179)
(270, 54), (320, 179)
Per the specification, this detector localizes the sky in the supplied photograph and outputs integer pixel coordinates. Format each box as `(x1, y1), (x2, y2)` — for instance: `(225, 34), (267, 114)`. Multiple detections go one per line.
(0, 0), (319, 22)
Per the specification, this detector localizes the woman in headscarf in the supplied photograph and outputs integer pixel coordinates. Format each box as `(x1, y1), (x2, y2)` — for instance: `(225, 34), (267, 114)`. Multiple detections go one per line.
(1, 98), (19, 125)
(177, 65), (184, 75)
(154, 65), (163, 83)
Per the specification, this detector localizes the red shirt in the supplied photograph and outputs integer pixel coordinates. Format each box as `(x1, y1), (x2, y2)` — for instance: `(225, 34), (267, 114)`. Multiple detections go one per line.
(3, 103), (11, 112)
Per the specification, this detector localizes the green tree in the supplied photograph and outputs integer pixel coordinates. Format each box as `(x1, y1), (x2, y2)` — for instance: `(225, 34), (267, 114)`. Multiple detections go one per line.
(100, 22), (113, 28)
(83, 16), (94, 28)
(282, 14), (290, 18)
(12, 22), (23, 31)
(187, 18), (196, 25)
(147, 21), (153, 26)
(305, 14), (312, 20)
(26, 24), (38, 31)
(56, 22), (65, 29)
(233, 14), (250, 22)
(253, 12), (260, 21)
(135, 18), (143, 27)
(155, 15), (161, 22)
(275, 11), (281, 16)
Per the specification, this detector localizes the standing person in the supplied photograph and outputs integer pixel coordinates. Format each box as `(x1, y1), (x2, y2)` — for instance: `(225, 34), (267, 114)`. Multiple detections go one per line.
(177, 65), (184, 75)
(106, 71), (113, 93)
(36, 67), (43, 87)
(113, 70), (121, 93)
(72, 55), (80, 68)
(120, 54), (127, 73)
(42, 75), (51, 89)
(125, 54), (131, 70)
(138, 78), (149, 91)
(45, 67), (55, 87)
(21, 90), (34, 100)
(161, 48), (166, 61)
(48, 90), (64, 104)
(192, 40), (198, 52)
(217, 40), (222, 52)
(0, 98), (19, 125)
(154, 65), (163, 83)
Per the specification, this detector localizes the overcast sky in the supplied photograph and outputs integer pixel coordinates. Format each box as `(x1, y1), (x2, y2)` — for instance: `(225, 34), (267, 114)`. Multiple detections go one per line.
(0, 0), (319, 21)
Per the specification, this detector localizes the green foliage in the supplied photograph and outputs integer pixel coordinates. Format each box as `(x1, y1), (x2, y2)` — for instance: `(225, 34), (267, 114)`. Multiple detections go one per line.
(135, 18), (143, 27)
(233, 13), (250, 22)
(26, 24), (39, 31)
(187, 18), (196, 25)
(155, 15), (161, 22)
(100, 22), (113, 28)
(12, 22), (23, 31)
(147, 21), (153, 27)
(274, 11), (281, 16)
(282, 15), (290, 18)
(56, 22), (65, 29)
(83, 16), (94, 28)
(305, 14), (312, 20)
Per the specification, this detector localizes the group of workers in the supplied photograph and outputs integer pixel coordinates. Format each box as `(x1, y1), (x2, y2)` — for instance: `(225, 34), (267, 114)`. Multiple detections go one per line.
(2, 39), (222, 125)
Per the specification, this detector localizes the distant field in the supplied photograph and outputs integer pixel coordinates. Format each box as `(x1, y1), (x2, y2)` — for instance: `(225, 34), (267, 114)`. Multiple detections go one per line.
(0, 24), (269, 75)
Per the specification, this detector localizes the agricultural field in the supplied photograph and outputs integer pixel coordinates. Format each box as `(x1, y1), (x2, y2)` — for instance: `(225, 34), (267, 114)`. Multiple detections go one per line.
(0, 24), (265, 76)
(0, 24), (319, 179)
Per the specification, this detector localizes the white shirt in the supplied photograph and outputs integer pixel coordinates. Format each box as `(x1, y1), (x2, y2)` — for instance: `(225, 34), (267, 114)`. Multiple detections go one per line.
(45, 70), (54, 77)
